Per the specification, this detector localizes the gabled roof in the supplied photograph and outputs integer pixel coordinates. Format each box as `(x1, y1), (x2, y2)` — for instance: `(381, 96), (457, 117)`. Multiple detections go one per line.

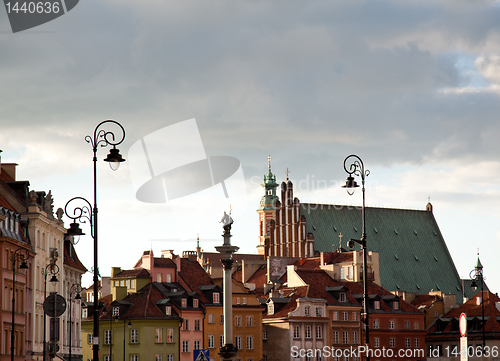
(301, 203), (463, 302)
(177, 257), (215, 304)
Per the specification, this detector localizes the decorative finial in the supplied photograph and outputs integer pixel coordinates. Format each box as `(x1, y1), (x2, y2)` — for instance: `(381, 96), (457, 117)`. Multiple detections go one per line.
(285, 167), (290, 180)
(267, 154), (272, 169)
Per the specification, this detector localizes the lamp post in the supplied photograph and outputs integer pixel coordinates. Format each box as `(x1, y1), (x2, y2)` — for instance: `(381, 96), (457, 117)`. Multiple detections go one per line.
(11, 247), (30, 361)
(42, 262), (59, 361)
(68, 284), (82, 361)
(470, 256), (486, 350)
(123, 320), (131, 361)
(64, 120), (126, 361)
(216, 210), (239, 361)
(342, 154), (370, 360)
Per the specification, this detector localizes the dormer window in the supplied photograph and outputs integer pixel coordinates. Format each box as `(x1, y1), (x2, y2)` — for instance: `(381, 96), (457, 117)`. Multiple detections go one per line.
(393, 301), (399, 310)
(182, 298), (187, 308)
(339, 293), (346, 302)
(316, 307), (323, 317)
(304, 306), (310, 316)
(374, 300), (380, 309)
(193, 299), (199, 308)
(267, 302), (274, 315)
(112, 307), (120, 317)
(166, 306), (171, 315)
(213, 292), (220, 304)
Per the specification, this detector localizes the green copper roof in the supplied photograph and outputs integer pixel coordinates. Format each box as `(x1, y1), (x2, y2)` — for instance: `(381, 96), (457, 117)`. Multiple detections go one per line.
(301, 203), (463, 303)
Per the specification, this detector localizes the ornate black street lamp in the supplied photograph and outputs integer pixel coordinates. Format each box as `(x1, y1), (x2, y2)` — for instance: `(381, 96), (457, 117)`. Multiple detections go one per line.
(11, 247), (30, 361)
(68, 284), (82, 361)
(342, 154), (370, 360)
(64, 120), (126, 361)
(470, 256), (486, 349)
(42, 262), (59, 361)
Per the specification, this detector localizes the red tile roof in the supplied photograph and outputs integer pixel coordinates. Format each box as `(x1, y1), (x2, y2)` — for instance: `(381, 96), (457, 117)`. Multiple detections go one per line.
(411, 294), (441, 309)
(112, 269), (151, 279)
(63, 241), (87, 272)
(177, 258), (214, 304)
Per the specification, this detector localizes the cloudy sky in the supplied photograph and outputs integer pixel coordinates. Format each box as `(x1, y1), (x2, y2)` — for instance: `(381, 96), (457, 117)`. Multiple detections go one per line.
(1, 0), (499, 294)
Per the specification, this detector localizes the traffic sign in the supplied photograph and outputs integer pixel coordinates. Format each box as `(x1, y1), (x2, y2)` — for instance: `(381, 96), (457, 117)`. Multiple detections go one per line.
(193, 349), (209, 361)
(459, 312), (467, 337)
(43, 293), (67, 318)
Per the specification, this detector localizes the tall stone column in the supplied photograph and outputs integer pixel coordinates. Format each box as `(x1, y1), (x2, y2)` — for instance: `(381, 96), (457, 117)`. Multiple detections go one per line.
(216, 211), (239, 361)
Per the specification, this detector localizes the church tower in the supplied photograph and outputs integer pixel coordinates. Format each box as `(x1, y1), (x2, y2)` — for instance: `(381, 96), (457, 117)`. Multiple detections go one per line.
(256, 155), (279, 255)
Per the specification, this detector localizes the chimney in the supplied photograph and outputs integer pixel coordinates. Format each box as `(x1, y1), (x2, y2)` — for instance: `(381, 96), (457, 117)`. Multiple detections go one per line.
(2, 163), (18, 180)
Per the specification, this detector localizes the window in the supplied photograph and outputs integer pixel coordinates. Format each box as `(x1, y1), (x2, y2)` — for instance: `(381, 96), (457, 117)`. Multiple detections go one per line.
(157, 273), (162, 282)
(347, 266), (353, 280)
(130, 329), (139, 344)
(182, 299), (187, 308)
(130, 280), (135, 289)
(373, 338), (379, 348)
(342, 331), (349, 344)
(405, 338), (411, 348)
(333, 331), (339, 344)
(220, 335), (224, 347)
(112, 307), (120, 317)
(246, 336), (253, 350)
(130, 355), (138, 361)
(246, 316), (253, 327)
(213, 293), (220, 303)
(236, 297), (241, 304)
(414, 321), (420, 330)
(165, 306), (171, 316)
(104, 330), (112, 345)
(390, 338), (395, 348)
(220, 314), (224, 324)
(194, 340), (201, 350)
(316, 307), (323, 317)
(342, 312), (348, 321)
(105, 356), (112, 361)
(182, 341), (189, 353)
(293, 325), (300, 339)
(414, 338), (420, 348)
(373, 320), (379, 329)
(393, 301), (399, 310)
(167, 328), (174, 343)
(194, 319), (201, 331)
(167, 356), (174, 361)
(389, 320), (395, 329)
(305, 306), (310, 316)
(339, 293), (346, 302)
(193, 299), (199, 308)
(82, 308), (88, 318)
(263, 330), (267, 340)
(235, 336), (242, 350)
(155, 328), (162, 343)
(242, 297), (247, 305)
(374, 300), (380, 309)
(267, 303), (274, 315)
(352, 331), (358, 344)
(316, 326), (323, 339)
(183, 319), (189, 330)
(166, 274), (171, 283)
(87, 334), (93, 344)
(208, 335), (215, 348)
(155, 355), (162, 361)
(120, 280), (125, 287)
(404, 321), (410, 329)
(340, 267), (345, 279)
(208, 314), (214, 323)
(305, 326), (311, 339)
(235, 316), (241, 327)
(333, 311), (339, 321)
(352, 312), (357, 321)
(433, 310), (438, 317)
